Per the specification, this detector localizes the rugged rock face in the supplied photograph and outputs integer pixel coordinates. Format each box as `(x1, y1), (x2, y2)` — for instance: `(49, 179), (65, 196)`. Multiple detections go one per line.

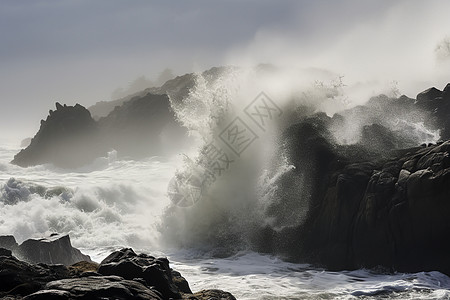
(259, 109), (450, 275)
(0, 234), (91, 266)
(12, 92), (188, 168)
(251, 84), (450, 274)
(17, 234), (92, 266)
(0, 246), (236, 300)
(97, 248), (183, 299)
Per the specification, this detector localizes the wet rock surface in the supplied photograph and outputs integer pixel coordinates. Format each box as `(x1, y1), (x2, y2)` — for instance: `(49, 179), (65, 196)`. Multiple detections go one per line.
(262, 111), (450, 275)
(0, 245), (235, 300)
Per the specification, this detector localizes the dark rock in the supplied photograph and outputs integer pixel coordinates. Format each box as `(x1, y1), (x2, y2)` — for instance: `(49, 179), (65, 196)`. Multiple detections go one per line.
(25, 276), (163, 300)
(272, 122), (450, 275)
(0, 248), (12, 257)
(98, 93), (187, 158)
(0, 236), (18, 251)
(443, 83), (450, 100)
(171, 270), (192, 294)
(13, 92), (188, 168)
(416, 87), (442, 103)
(98, 248), (180, 299)
(12, 103), (101, 168)
(0, 246), (236, 300)
(183, 289), (237, 300)
(16, 234), (91, 266)
(0, 254), (69, 296)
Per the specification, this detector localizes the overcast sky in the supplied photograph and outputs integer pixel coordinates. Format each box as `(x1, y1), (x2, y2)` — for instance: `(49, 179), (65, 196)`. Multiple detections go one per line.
(1, 0), (450, 140)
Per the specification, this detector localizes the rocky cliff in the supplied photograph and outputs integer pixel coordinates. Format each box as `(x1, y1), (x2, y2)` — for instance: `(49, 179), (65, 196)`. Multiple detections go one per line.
(254, 85), (450, 274)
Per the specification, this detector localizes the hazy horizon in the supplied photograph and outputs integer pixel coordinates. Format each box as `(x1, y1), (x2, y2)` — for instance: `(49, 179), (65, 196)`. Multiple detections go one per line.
(1, 0), (450, 141)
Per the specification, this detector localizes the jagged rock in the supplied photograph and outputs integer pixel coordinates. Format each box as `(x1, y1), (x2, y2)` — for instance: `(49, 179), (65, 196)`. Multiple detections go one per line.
(0, 246), (235, 300)
(13, 92), (188, 168)
(25, 276), (163, 300)
(12, 103), (101, 168)
(15, 234), (91, 266)
(98, 248), (181, 299)
(416, 87), (443, 103)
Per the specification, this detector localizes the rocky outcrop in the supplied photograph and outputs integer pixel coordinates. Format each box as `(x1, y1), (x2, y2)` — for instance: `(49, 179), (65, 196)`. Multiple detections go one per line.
(97, 248), (183, 299)
(18, 234), (91, 266)
(12, 103), (100, 168)
(251, 83), (450, 274)
(258, 108), (450, 275)
(0, 246), (235, 300)
(12, 92), (188, 168)
(0, 234), (91, 266)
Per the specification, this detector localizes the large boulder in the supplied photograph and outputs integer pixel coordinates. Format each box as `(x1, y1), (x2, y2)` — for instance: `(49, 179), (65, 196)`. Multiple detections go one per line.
(0, 234), (92, 266)
(17, 234), (91, 266)
(0, 251), (69, 297)
(97, 248), (182, 299)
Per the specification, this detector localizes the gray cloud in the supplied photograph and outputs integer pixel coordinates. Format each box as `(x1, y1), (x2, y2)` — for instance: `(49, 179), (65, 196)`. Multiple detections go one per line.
(0, 0), (449, 141)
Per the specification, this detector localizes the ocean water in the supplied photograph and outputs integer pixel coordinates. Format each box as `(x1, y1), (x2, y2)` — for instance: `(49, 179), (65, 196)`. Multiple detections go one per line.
(1, 141), (450, 300)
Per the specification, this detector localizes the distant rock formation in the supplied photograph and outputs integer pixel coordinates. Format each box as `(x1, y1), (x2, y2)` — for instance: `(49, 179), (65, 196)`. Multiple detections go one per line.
(88, 66), (236, 119)
(12, 103), (100, 168)
(0, 234), (91, 266)
(12, 92), (188, 168)
(97, 93), (187, 158)
(0, 244), (236, 300)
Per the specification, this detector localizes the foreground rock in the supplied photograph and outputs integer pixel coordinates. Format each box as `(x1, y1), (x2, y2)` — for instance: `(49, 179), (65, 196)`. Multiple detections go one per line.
(0, 250), (69, 297)
(98, 248), (184, 299)
(25, 276), (163, 300)
(0, 246), (235, 300)
(0, 234), (91, 266)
